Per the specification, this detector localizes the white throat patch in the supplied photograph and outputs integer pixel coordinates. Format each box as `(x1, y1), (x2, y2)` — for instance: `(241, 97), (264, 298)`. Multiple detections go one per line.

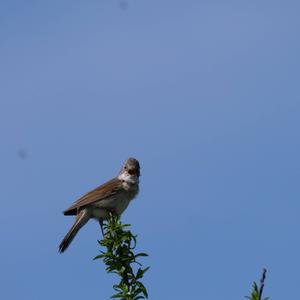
(118, 172), (138, 185)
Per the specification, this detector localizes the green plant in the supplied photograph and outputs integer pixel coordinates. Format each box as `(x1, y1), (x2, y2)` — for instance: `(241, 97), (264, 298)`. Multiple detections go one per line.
(94, 215), (149, 300)
(246, 268), (269, 300)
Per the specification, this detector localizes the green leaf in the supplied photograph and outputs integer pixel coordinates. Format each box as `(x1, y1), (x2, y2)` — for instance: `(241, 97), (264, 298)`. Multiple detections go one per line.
(141, 266), (150, 276)
(111, 293), (123, 299)
(135, 253), (149, 258)
(136, 268), (143, 280)
(136, 282), (148, 298)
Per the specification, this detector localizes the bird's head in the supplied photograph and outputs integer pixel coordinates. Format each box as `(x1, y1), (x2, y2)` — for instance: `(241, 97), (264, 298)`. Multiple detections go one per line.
(120, 157), (140, 176)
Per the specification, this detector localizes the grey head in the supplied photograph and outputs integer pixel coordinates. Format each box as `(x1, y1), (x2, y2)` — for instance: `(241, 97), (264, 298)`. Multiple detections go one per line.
(119, 157), (141, 178)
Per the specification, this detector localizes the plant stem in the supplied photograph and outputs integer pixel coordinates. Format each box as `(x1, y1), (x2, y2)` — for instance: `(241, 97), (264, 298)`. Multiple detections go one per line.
(258, 268), (267, 300)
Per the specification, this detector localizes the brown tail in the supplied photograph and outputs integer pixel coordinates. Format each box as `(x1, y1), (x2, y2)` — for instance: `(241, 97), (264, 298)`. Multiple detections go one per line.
(59, 209), (89, 253)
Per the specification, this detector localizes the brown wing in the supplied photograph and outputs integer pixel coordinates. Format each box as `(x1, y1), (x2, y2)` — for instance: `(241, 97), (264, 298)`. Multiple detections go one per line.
(63, 177), (123, 215)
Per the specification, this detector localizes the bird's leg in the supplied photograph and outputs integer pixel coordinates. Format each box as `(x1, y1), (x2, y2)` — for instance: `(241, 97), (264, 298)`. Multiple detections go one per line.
(108, 209), (117, 218)
(99, 210), (118, 238)
(99, 219), (105, 237)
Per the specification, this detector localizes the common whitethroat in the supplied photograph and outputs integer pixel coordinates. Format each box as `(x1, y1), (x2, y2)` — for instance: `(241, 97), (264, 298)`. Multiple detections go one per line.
(59, 158), (140, 253)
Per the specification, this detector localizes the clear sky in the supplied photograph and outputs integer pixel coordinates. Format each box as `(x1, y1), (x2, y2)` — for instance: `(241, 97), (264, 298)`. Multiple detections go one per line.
(0, 1), (299, 299)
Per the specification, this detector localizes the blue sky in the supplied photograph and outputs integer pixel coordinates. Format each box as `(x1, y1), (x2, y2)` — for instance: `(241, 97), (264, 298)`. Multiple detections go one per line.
(0, 1), (299, 299)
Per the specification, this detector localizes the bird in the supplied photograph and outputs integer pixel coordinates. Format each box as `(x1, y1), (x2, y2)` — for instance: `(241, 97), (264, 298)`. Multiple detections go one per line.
(59, 157), (140, 253)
